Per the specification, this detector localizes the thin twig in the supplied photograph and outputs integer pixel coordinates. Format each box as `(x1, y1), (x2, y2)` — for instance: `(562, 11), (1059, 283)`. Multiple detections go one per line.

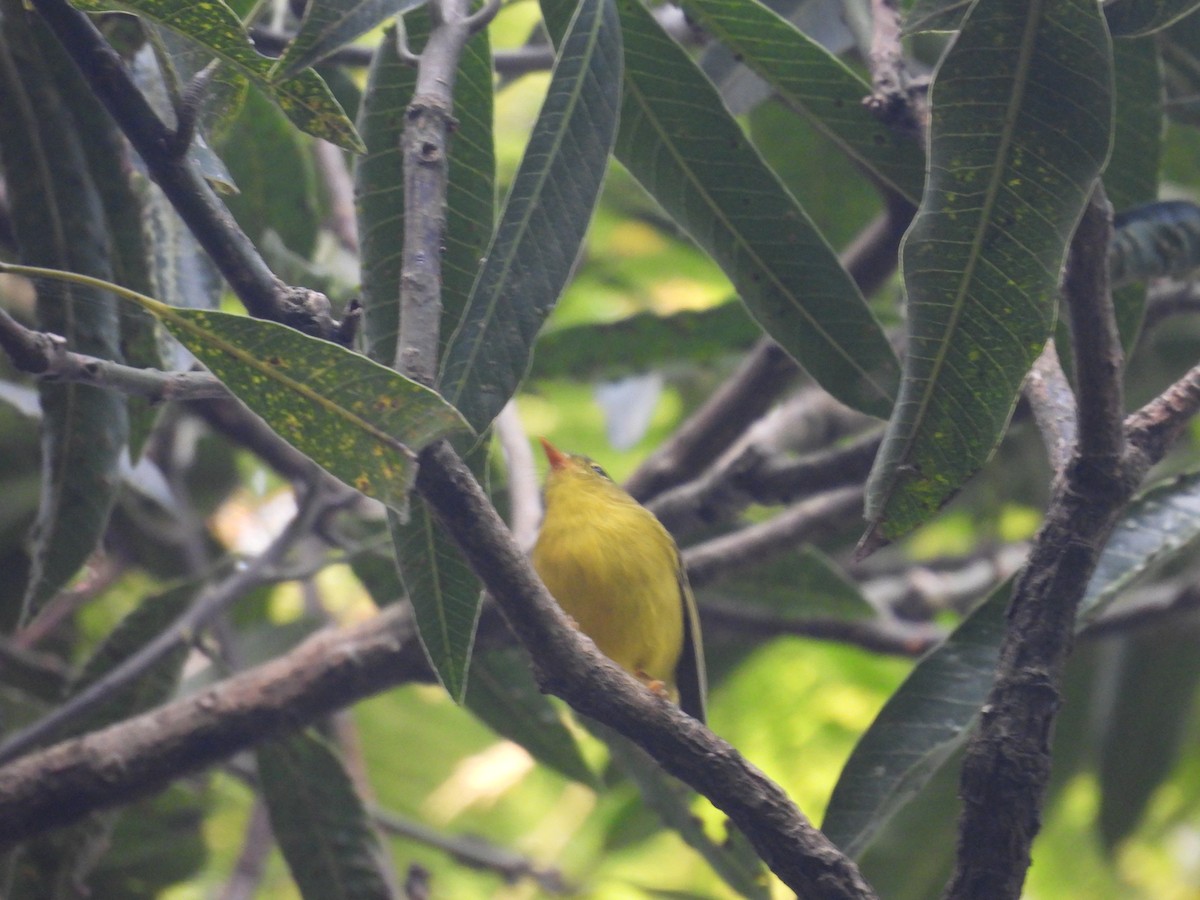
(701, 603), (942, 657)
(0, 485), (331, 766)
(625, 195), (914, 503)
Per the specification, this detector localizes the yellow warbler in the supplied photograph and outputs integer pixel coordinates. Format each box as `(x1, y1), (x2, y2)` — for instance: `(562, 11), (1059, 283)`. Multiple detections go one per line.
(531, 438), (707, 722)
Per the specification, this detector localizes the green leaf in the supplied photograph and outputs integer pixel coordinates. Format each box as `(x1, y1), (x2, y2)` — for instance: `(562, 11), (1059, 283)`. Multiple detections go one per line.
(219, 87), (320, 256)
(700, 545), (876, 619)
(439, 0), (622, 431)
(0, 265), (471, 511)
(391, 500), (482, 702)
(274, 0), (426, 80)
(1109, 201), (1200, 287)
(0, 17), (128, 623)
(822, 582), (1009, 858)
(1106, 36), (1164, 349)
(595, 722), (771, 899)
(905, 0), (973, 34)
(1105, 0), (1200, 36)
(1078, 469), (1200, 625)
(679, 0), (925, 204)
(258, 731), (392, 900)
(465, 646), (597, 785)
(1097, 625), (1200, 847)
(70, 0), (365, 152)
(864, 0), (1113, 542)
(543, 0), (900, 419)
(356, 23), (415, 364)
(530, 302), (760, 381)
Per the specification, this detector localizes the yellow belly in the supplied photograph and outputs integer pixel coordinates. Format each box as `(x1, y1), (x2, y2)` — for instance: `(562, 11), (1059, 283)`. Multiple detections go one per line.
(532, 502), (684, 693)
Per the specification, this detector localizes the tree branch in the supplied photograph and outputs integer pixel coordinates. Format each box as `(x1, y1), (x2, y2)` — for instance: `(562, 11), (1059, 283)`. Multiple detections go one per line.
(625, 194), (914, 503)
(414, 441), (877, 899)
(27, 0), (339, 339)
(944, 188), (1132, 899)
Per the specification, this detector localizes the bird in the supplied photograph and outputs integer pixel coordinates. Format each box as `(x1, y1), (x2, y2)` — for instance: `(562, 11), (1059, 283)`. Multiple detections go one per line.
(531, 437), (706, 722)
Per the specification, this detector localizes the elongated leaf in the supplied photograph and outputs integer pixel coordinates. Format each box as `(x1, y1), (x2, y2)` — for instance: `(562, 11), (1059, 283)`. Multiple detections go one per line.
(530, 302), (759, 380)
(542, 0), (900, 418)
(680, 0), (925, 204)
(391, 501), (481, 701)
(70, 0), (364, 152)
(274, 0), (426, 80)
(1109, 200), (1200, 286)
(1106, 36), (1163, 348)
(439, 0), (621, 431)
(465, 646), (597, 785)
(594, 721), (770, 898)
(822, 583), (1010, 858)
(1079, 469), (1200, 625)
(864, 0), (1113, 542)
(1105, 0), (1200, 36)
(1097, 625), (1200, 847)
(0, 265), (470, 510)
(258, 731), (392, 900)
(905, 0), (972, 34)
(0, 14), (128, 623)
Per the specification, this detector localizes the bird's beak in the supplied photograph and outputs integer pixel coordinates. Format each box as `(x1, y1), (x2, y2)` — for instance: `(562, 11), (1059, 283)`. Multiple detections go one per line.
(539, 437), (568, 470)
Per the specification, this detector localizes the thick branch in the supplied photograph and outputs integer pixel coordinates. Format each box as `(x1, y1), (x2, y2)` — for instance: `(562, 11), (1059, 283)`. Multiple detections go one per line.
(0, 604), (429, 845)
(944, 188), (1130, 899)
(414, 441), (876, 899)
(28, 0), (337, 338)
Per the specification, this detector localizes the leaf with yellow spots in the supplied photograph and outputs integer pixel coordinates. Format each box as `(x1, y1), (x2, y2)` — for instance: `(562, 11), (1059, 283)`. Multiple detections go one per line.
(0, 264), (470, 511)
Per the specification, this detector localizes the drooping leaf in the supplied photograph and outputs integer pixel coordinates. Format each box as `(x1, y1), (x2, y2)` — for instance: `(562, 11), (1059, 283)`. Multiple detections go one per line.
(219, 86), (320, 256)
(0, 15), (128, 623)
(863, 0), (1113, 542)
(822, 582), (1009, 858)
(680, 0), (925, 204)
(1105, 36), (1164, 348)
(595, 721), (771, 899)
(0, 265), (470, 511)
(273, 0), (427, 80)
(541, 0), (900, 419)
(1078, 469), (1200, 625)
(258, 731), (392, 900)
(465, 645), (597, 785)
(69, 0), (364, 152)
(530, 302), (760, 381)
(1108, 200), (1200, 287)
(439, 0), (622, 431)
(391, 500), (482, 702)
(1097, 625), (1200, 847)
(1104, 0), (1200, 37)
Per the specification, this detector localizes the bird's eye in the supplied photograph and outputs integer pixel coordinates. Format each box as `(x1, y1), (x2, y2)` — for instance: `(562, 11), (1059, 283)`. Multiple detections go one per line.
(589, 463), (609, 479)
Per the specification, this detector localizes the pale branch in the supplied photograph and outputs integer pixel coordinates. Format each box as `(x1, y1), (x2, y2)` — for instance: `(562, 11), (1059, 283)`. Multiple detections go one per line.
(1124, 360), (1200, 462)
(313, 140), (360, 254)
(495, 400), (542, 551)
(865, 0), (927, 139)
(1023, 340), (1077, 473)
(414, 441), (877, 899)
(625, 195), (914, 503)
(682, 487), (864, 589)
(0, 307), (228, 401)
(700, 602), (943, 657)
(650, 428), (880, 538)
(0, 603), (430, 846)
(27, 0), (339, 339)
(0, 486), (333, 766)
(944, 189), (1135, 900)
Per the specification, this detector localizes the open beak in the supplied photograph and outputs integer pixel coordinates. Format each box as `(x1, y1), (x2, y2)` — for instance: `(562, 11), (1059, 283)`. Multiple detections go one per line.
(539, 437), (568, 470)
